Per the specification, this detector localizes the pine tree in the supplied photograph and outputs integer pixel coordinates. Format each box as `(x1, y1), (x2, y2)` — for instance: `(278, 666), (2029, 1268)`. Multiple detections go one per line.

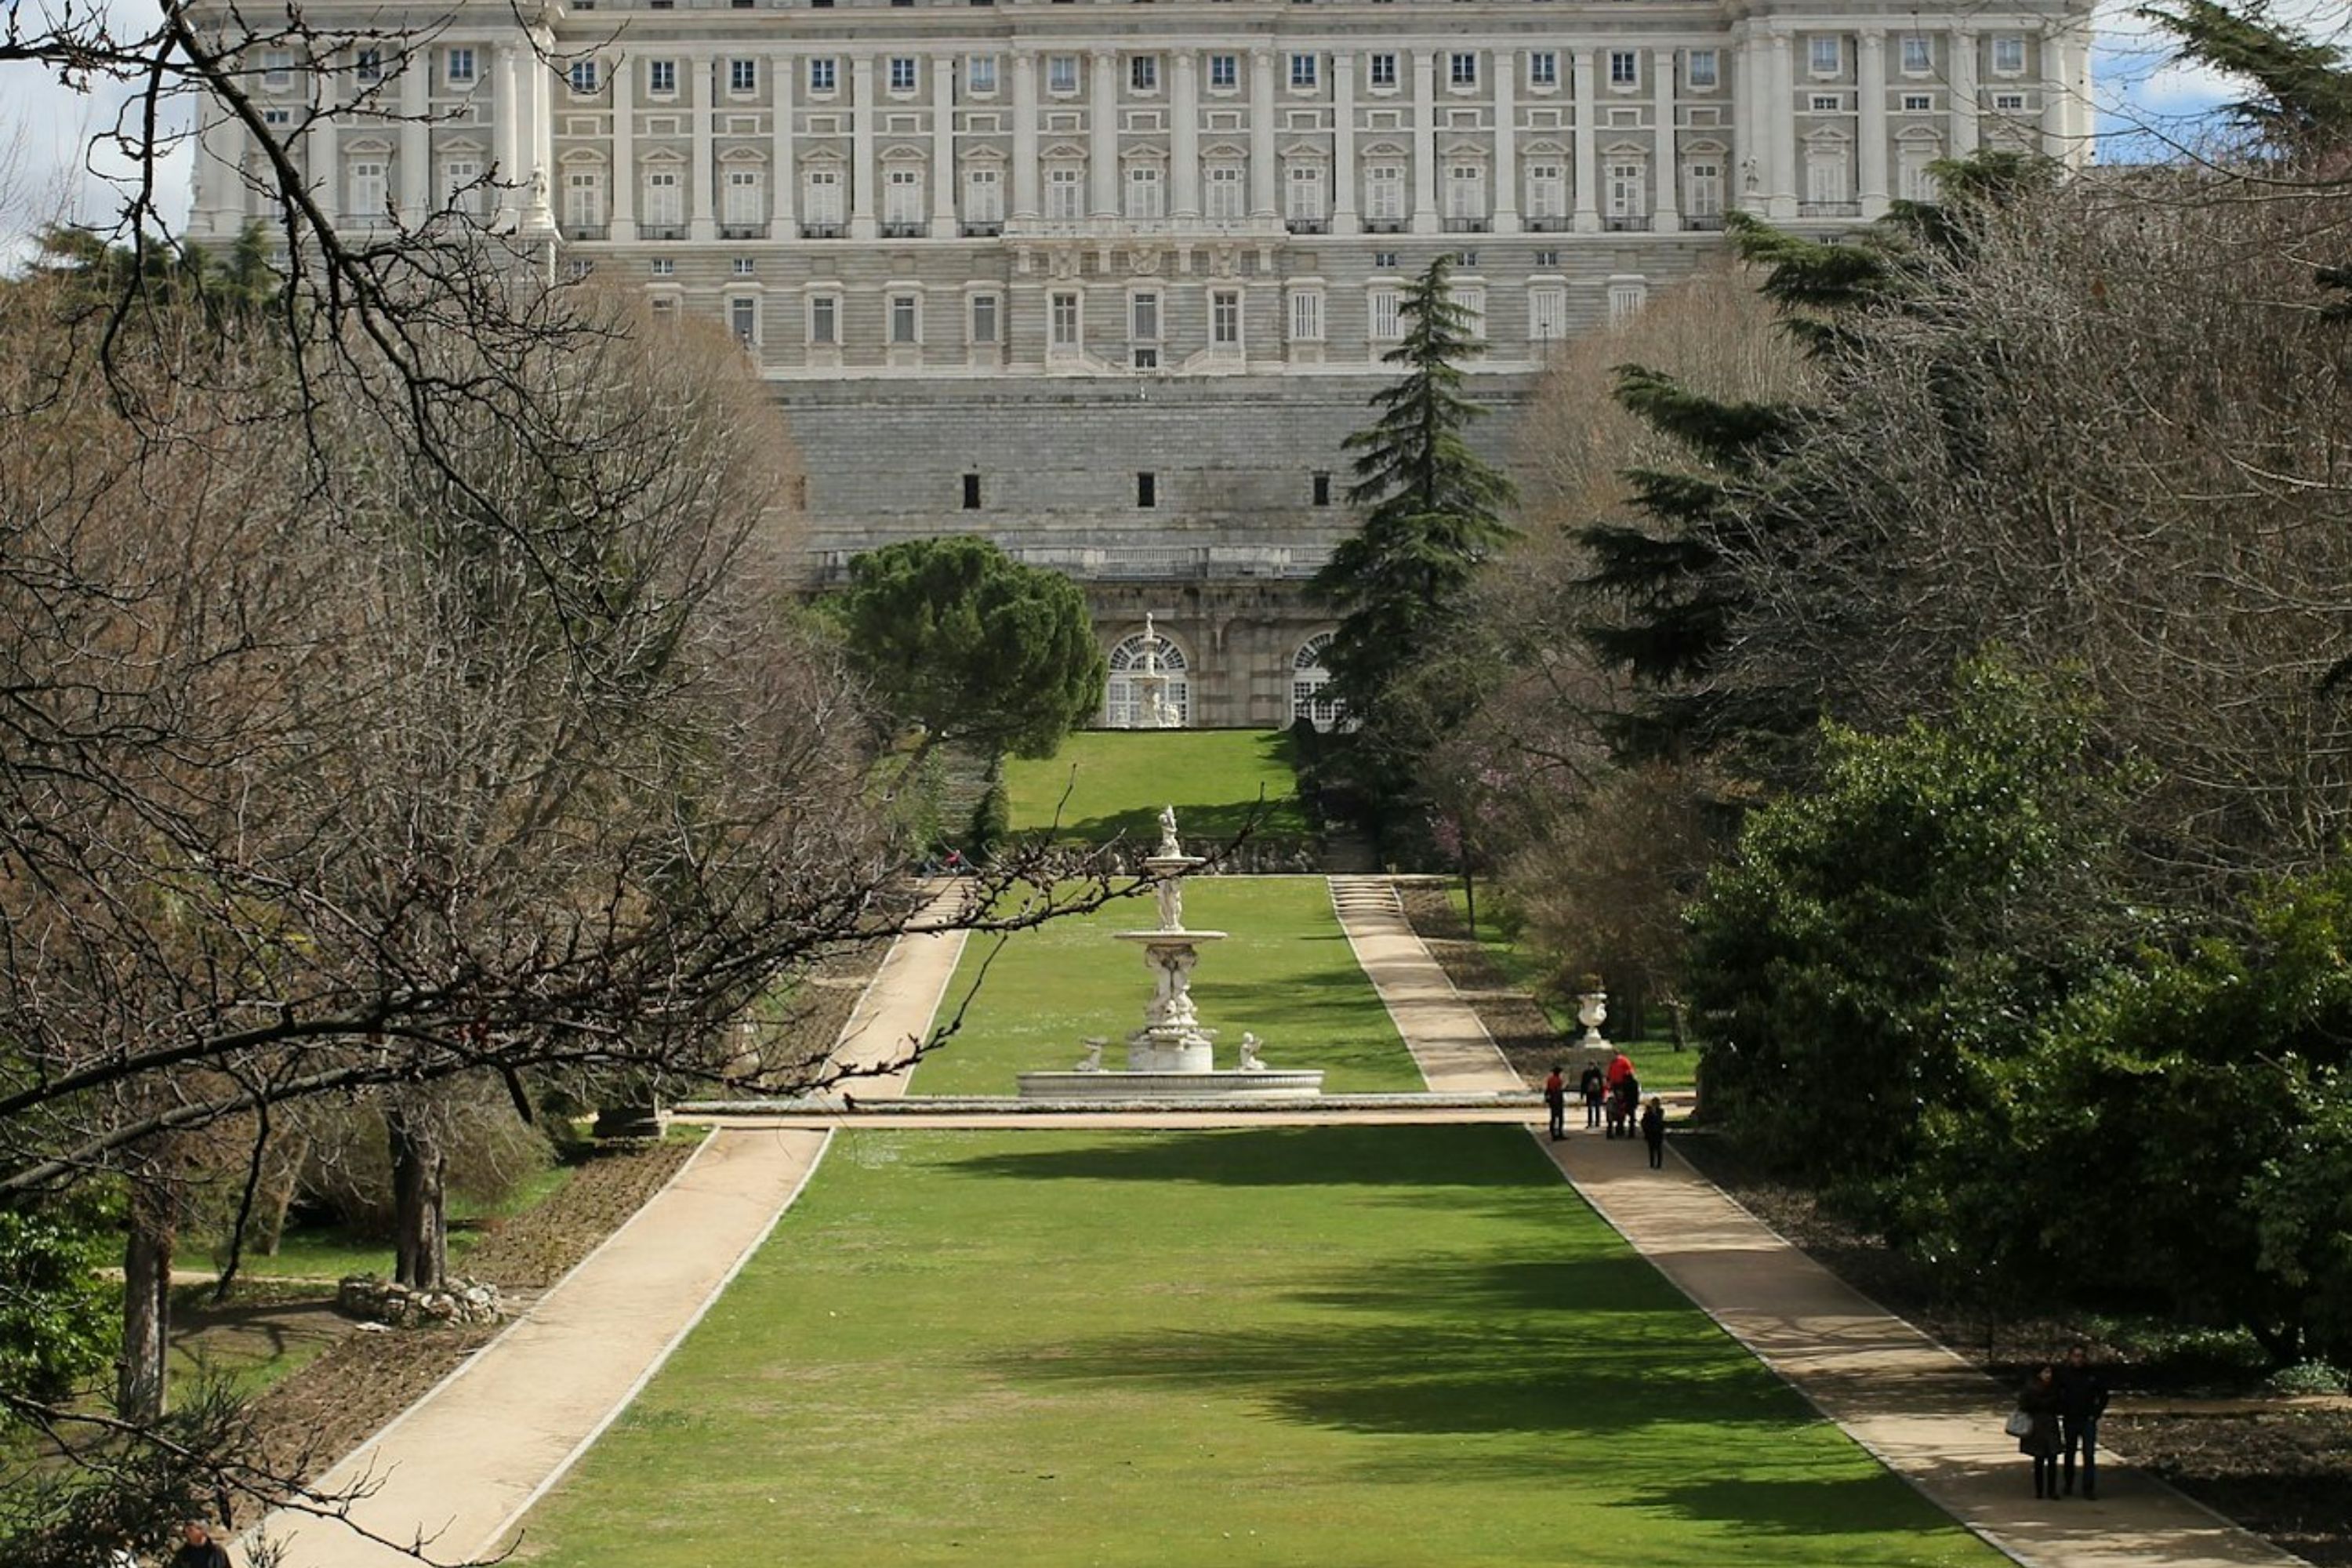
(2140, 0), (2352, 147)
(1314, 254), (1517, 727)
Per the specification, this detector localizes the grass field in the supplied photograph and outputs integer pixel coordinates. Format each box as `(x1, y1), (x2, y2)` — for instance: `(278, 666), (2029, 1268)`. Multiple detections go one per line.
(513, 1124), (2002, 1568)
(225, 1161), (579, 1281)
(1003, 730), (1308, 843)
(911, 877), (1421, 1095)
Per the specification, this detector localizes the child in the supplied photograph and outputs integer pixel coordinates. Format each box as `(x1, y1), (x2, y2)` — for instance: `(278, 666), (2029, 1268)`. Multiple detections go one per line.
(1640, 1096), (1667, 1169)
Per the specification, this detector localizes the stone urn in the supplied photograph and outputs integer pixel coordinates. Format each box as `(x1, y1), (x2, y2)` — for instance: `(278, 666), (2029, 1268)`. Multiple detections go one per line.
(1575, 988), (1608, 1051)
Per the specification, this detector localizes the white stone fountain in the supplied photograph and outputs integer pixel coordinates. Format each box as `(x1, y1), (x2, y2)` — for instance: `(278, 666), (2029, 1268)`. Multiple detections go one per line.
(1015, 806), (1324, 1101)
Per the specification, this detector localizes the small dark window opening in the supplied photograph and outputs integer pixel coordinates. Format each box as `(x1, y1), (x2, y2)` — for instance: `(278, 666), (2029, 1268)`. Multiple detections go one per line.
(1312, 471), (1331, 506)
(1137, 472), (1157, 508)
(962, 474), (982, 510)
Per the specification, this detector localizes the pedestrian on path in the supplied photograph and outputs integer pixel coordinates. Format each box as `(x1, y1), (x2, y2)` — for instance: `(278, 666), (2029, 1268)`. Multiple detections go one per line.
(169, 1523), (232, 1568)
(1611, 1070), (1641, 1140)
(1640, 1096), (1666, 1168)
(2016, 1365), (2063, 1499)
(2056, 1342), (2109, 1500)
(1579, 1062), (1606, 1128)
(1543, 1066), (1567, 1141)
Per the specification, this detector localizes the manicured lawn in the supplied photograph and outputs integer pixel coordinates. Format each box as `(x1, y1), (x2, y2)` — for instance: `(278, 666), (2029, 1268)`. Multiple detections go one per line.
(1003, 729), (1308, 844)
(912, 877), (1422, 1094)
(513, 1125), (2002, 1568)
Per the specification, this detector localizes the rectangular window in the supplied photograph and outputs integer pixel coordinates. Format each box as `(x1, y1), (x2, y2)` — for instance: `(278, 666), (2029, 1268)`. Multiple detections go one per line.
(962, 474), (982, 510)
(1686, 161), (1722, 217)
(1131, 290), (1160, 340)
(1209, 54), (1239, 91)
(1368, 285), (1401, 340)
(569, 59), (600, 93)
(1992, 92), (2027, 111)
(1210, 288), (1241, 347)
(349, 160), (387, 216)
(1206, 164), (1244, 220)
(1454, 285), (1485, 339)
(651, 257), (675, 276)
(1131, 56), (1159, 92)
(1900, 35), (1933, 74)
(730, 296), (758, 345)
(730, 59), (757, 93)
(1050, 290), (1082, 348)
(1290, 53), (1318, 89)
(1125, 163), (1164, 220)
(446, 46), (476, 86)
(1288, 289), (1323, 342)
(1606, 161), (1642, 217)
(1312, 471), (1331, 506)
(1609, 281), (1645, 322)
(1449, 52), (1477, 89)
(890, 294), (919, 345)
(1608, 50), (1637, 87)
(262, 107), (291, 127)
(970, 292), (1000, 343)
(964, 165), (1003, 223)
(968, 55), (998, 94)
(444, 158), (484, 215)
(1047, 166), (1083, 220)
(1049, 55), (1080, 94)
(1529, 52), (1558, 89)
(1136, 472), (1157, 508)
(808, 294), (838, 345)
(890, 57), (917, 93)
(1286, 163), (1325, 223)
(804, 168), (843, 225)
(1525, 163), (1564, 220)
(1445, 163), (1485, 221)
(563, 169), (605, 228)
(1373, 249), (1397, 270)
(1534, 249), (1559, 267)
(649, 60), (677, 96)
(1806, 150), (1851, 204)
(354, 47), (382, 84)
(1811, 93), (1842, 111)
(724, 169), (763, 226)
(1902, 93), (1933, 111)
(1992, 35), (2026, 74)
(809, 58), (837, 93)
(1364, 165), (1404, 223)
(1687, 49), (1719, 89)
(1529, 285), (1566, 341)
(260, 48), (294, 89)
(1369, 53), (1397, 89)
(885, 165), (924, 227)
(1809, 36), (1842, 75)
(641, 167), (683, 227)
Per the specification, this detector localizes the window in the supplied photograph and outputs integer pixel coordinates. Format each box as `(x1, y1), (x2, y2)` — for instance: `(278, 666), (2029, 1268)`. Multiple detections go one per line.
(641, 167), (683, 228)
(260, 49), (293, 89)
(1131, 56), (1159, 92)
(1608, 280), (1646, 322)
(1902, 93), (1933, 112)
(443, 157), (484, 215)
(1209, 54), (1238, 91)
(262, 107), (292, 127)
(804, 167), (843, 226)
(1312, 472), (1331, 506)
(962, 474), (982, 510)
(446, 46), (476, 87)
(1900, 35), (1933, 74)
(1288, 288), (1323, 342)
(970, 292), (1001, 343)
(1105, 633), (1189, 728)
(1992, 92), (2027, 111)
(968, 56), (998, 93)
(1131, 290), (1160, 340)
(1811, 94), (1842, 112)
(890, 57), (917, 93)
(1047, 165), (1084, 220)
(1529, 284), (1566, 342)
(1206, 163), (1244, 219)
(1992, 35), (2026, 74)
(1286, 163), (1325, 223)
(1608, 50), (1637, 87)
(809, 58), (837, 93)
(1367, 285), (1400, 339)
(1049, 55), (1080, 94)
(1364, 164), (1404, 223)
(354, 48), (382, 84)
(563, 169), (604, 229)
(1529, 52), (1558, 89)
(1290, 53), (1318, 89)
(732, 252), (755, 272)
(649, 60), (677, 96)
(1136, 472), (1157, 508)
(566, 259), (594, 280)
(1454, 285), (1485, 339)
(964, 165), (1003, 224)
(730, 59), (757, 93)
(1445, 162), (1485, 222)
(1606, 160), (1643, 218)
(1898, 143), (1940, 202)
(1050, 290), (1082, 348)
(1210, 288), (1241, 348)
(1687, 49), (1719, 89)
(890, 294), (919, 345)
(1806, 144), (1850, 204)
(1369, 53), (1397, 89)
(1533, 248), (1559, 267)
(1809, 36), (1842, 75)
(1449, 52), (1478, 89)
(1123, 162), (1164, 219)
(1525, 162), (1565, 222)
(349, 159), (387, 217)
(808, 293), (838, 345)
(569, 59), (600, 93)
(650, 257), (675, 276)
(1291, 633), (1339, 730)
(1685, 160), (1722, 218)
(1373, 250), (1398, 270)
(730, 296), (759, 346)
(885, 165), (924, 227)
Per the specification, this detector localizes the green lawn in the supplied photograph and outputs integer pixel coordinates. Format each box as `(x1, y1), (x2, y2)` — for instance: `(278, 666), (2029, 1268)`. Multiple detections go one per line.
(1003, 730), (1308, 843)
(227, 1161), (579, 1280)
(513, 1125), (2001, 1568)
(912, 877), (1423, 1095)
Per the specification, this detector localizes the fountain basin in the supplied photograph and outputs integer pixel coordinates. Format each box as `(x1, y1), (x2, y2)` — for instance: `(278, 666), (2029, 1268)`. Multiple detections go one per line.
(1016, 1069), (1327, 1101)
(1114, 928), (1227, 945)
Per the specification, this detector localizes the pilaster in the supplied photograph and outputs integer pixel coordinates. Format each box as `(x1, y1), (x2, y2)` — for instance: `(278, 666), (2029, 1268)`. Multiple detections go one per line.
(1650, 48), (1678, 232)
(771, 49), (795, 238)
(1492, 51), (1518, 234)
(690, 53), (716, 241)
(610, 53), (636, 238)
(851, 53), (877, 239)
(1250, 48), (1278, 220)
(1012, 52), (1040, 220)
(1330, 49), (1357, 234)
(1950, 28), (1980, 156)
(1858, 28), (1889, 218)
(1411, 48), (1438, 234)
(931, 56), (957, 229)
(1570, 47), (1598, 234)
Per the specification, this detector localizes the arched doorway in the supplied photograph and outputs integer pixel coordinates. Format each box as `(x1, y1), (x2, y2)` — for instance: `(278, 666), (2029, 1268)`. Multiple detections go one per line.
(1104, 629), (1192, 728)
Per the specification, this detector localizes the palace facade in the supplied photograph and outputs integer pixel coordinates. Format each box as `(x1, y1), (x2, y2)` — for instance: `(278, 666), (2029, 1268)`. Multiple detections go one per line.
(191, 0), (2092, 726)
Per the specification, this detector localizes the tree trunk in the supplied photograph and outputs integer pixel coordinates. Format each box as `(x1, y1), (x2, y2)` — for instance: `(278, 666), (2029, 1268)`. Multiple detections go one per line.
(119, 1180), (175, 1422)
(388, 1108), (448, 1291)
(1457, 817), (1476, 938)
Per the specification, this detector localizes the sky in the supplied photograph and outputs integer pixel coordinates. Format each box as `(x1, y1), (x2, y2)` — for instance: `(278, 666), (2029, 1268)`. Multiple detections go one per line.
(0, 0), (2341, 256)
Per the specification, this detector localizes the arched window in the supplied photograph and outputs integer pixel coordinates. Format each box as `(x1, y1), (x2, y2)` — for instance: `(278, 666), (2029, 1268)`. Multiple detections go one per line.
(1105, 631), (1190, 728)
(1291, 633), (1343, 731)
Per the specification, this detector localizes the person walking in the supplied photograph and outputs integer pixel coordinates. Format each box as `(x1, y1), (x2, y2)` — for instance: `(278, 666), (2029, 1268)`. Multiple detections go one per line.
(2055, 1342), (2110, 1500)
(169, 1523), (232, 1568)
(1640, 1096), (1667, 1168)
(2016, 1365), (2063, 1499)
(1543, 1066), (1567, 1141)
(1578, 1062), (1606, 1128)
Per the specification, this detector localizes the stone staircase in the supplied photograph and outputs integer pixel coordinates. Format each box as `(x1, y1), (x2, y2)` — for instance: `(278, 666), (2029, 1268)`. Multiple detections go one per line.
(1327, 874), (1401, 924)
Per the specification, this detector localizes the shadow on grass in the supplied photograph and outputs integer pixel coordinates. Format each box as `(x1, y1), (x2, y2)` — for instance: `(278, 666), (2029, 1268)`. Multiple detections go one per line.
(1624, 1475), (1962, 1537)
(1053, 797), (1301, 848)
(941, 1125), (1548, 1191)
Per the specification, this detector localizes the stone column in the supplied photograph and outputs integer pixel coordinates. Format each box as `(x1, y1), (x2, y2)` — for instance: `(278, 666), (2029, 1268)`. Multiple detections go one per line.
(1172, 49), (1201, 219)
(1410, 48), (1438, 233)
(850, 53), (877, 238)
(1732, 35), (1759, 212)
(1650, 48), (1677, 231)
(932, 56), (957, 230)
(308, 71), (340, 220)
(1950, 29), (1979, 156)
(1250, 48), (1278, 220)
(1330, 49), (1356, 234)
(1091, 49), (1120, 218)
(1492, 50), (1518, 234)
(1570, 47), (1598, 234)
(690, 54), (716, 240)
(519, 38), (553, 234)
(398, 45), (430, 224)
(771, 49), (795, 238)
(1858, 28), (1889, 217)
(1768, 31), (1798, 219)
(194, 91), (241, 234)
(1012, 52), (1040, 219)
(495, 44), (522, 227)
(2039, 27), (2069, 161)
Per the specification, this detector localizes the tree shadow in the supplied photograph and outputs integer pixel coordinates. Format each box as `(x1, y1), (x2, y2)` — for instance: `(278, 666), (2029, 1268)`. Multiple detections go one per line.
(941, 1124), (1544, 1192)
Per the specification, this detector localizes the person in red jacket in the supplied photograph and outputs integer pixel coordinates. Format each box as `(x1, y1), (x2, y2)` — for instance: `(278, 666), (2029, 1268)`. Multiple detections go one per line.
(1542, 1066), (1566, 1141)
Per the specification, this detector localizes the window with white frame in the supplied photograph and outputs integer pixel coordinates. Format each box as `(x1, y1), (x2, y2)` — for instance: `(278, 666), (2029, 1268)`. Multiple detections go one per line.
(1811, 94), (1842, 111)
(1291, 633), (1339, 730)
(1525, 162), (1565, 221)
(1210, 288), (1241, 349)
(724, 168), (763, 227)
(1688, 49), (1719, 89)
(969, 292), (1001, 343)
(803, 167), (843, 226)
(730, 58), (757, 93)
(568, 59), (600, 94)
(1992, 91), (2027, 111)
(1287, 162), (1327, 223)
(1805, 142), (1851, 204)
(1445, 162), (1485, 221)
(1105, 633), (1189, 728)
(563, 167), (604, 227)
(884, 164), (924, 227)
(1206, 162), (1246, 220)
(651, 257), (675, 276)
(649, 60), (677, 96)
(1131, 55), (1159, 92)
(1125, 162), (1164, 219)
(968, 55), (998, 93)
(1608, 49), (1637, 87)
(1528, 285), (1566, 342)
(641, 166), (683, 227)
(730, 296), (759, 345)
(261, 107), (292, 128)
(808, 292), (839, 345)
(1048, 55), (1080, 93)
(1453, 284), (1485, 339)
(1131, 291), (1161, 366)
(964, 165), (1003, 223)
(1902, 93), (1934, 111)
(1290, 53), (1318, 89)
(1897, 141), (1940, 201)
(445, 47), (476, 87)
(354, 48), (382, 84)
(809, 57), (837, 93)
(1369, 53), (1397, 89)
(890, 57), (917, 93)
(1046, 164), (1084, 220)
(1367, 284), (1401, 340)
(1606, 159), (1643, 218)
(1364, 163), (1404, 223)
(1901, 35), (1933, 74)
(732, 256), (756, 276)
(1288, 288), (1324, 342)
(889, 293), (920, 345)
(1608, 279), (1646, 321)
(1685, 158), (1722, 217)
(1992, 35), (2025, 74)
(349, 159), (387, 217)
(1529, 52), (1558, 89)
(1049, 289), (1082, 349)
(442, 157), (485, 215)
(1449, 52), (1478, 88)
(1809, 36), (1841, 75)
(1209, 53), (1239, 90)
(260, 49), (293, 89)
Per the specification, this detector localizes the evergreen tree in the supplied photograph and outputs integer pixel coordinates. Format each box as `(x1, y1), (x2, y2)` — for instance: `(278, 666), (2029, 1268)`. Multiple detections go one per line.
(2140, 0), (2352, 147)
(1313, 254), (1517, 728)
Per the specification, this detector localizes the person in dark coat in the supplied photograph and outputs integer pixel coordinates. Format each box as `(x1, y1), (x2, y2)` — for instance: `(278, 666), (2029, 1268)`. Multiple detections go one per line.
(1639, 1096), (1667, 1168)
(1612, 1071), (1641, 1140)
(1543, 1066), (1567, 1141)
(2016, 1364), (2063, 1498)
(169, 1523), (232, 1568)
(2055, 1343), (2110, 1500)
(1578, 1063), (1606, 1128)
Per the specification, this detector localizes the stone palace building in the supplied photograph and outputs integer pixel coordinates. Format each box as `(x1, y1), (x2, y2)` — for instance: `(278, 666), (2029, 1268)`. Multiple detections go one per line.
(191, 0), (2094, 726)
